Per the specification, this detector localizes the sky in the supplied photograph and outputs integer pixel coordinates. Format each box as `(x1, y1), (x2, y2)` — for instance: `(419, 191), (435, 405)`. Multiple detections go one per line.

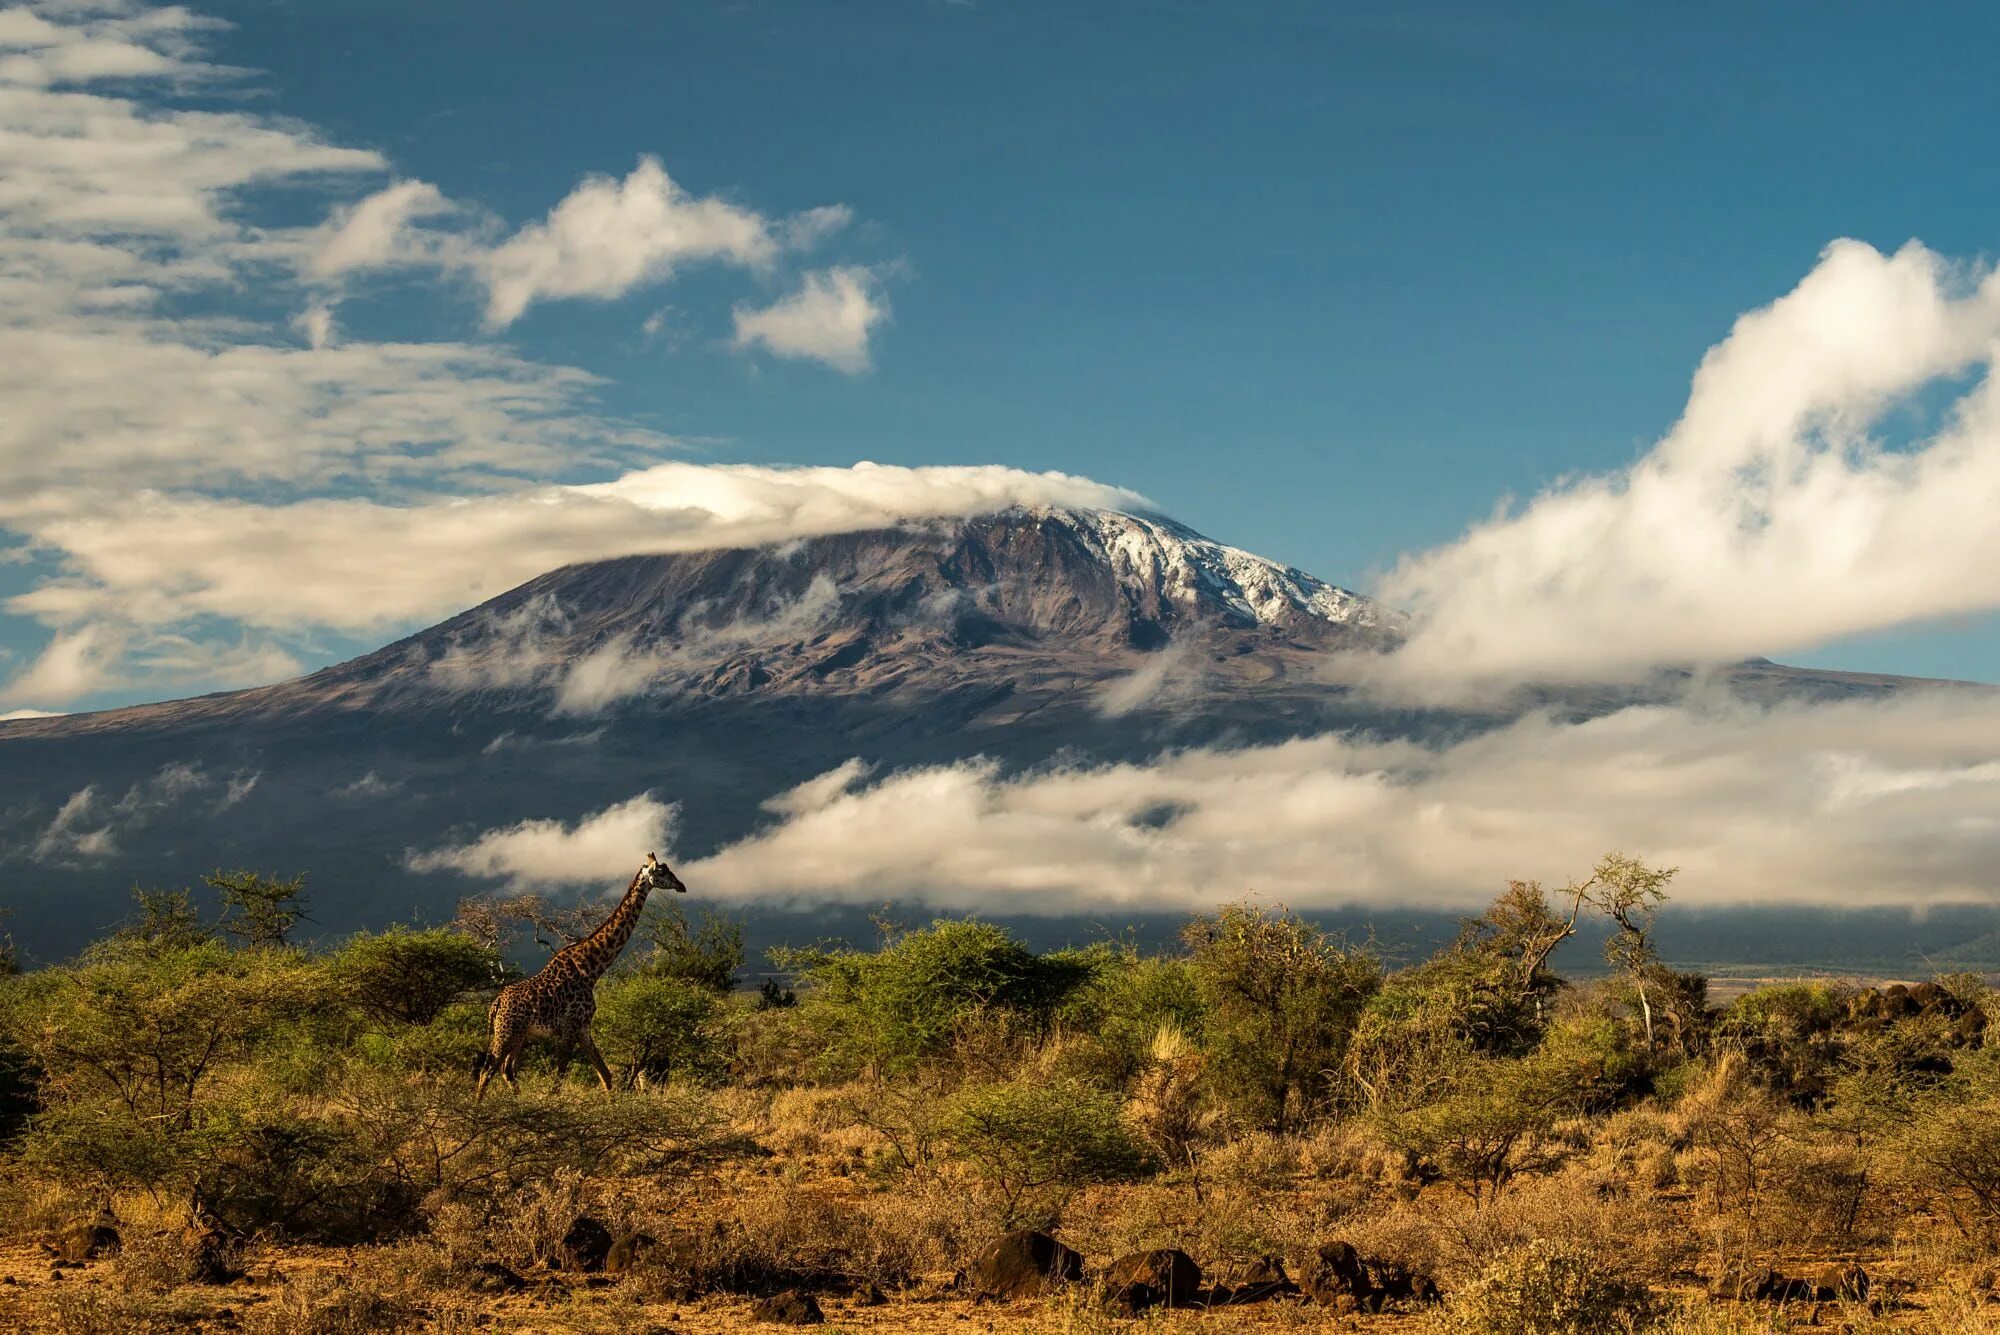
(6, 0), (2000, 712)
(11, 1), (2000, 911)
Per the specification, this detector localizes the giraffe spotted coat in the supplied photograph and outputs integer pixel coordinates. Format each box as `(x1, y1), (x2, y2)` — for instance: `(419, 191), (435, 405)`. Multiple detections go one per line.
(474, 852), (686, 1099)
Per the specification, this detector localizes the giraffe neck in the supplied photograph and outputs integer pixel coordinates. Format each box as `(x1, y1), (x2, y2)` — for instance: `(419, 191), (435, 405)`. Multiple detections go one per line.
(566, 871), (651, 979)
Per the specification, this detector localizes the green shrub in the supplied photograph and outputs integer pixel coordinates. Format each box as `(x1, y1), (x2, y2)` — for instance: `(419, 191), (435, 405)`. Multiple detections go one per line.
(945, 1074), (1148, 1222)
(1376, 1045), (1585, 1204)
(776, 919), (1097, 1075)
(3, 940), (326, 1127)
(1888, 1048), (2000, 1243)
(194, 1110), (422, 1242)
(327, 928), (503, 1028)
(593, 972), (723, 1086)
(1432, 1239), (1658, 1334)
(1053, 949), (1206, 1081)
(1715, 982), (1847, 1104)
(1183, 903), (1381, 1131)
(378, 997), (490, 1076)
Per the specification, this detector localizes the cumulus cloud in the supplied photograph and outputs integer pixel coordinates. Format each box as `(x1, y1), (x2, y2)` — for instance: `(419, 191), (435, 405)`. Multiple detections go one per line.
(1369, 240), (2000, 701)
(407, 793), (678, 889)
(481, 157), (779, 328)
(732, 266), (888, 373)
(680, 688), (2000, 913)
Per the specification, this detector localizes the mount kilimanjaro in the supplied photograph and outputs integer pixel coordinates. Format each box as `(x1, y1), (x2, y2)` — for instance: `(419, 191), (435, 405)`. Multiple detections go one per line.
(0, 506), (1932, 956)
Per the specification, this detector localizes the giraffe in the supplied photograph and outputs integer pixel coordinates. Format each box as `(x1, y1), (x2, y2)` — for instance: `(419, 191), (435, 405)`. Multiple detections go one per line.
(474, 852), (687, 1100)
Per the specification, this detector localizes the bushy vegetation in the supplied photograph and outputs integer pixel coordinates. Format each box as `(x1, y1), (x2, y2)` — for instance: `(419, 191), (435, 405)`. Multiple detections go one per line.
(0, 855), (1995, 1334)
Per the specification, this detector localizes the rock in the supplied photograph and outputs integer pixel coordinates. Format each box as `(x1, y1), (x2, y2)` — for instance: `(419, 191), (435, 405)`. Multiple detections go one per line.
(466, 1261), (527, 1295)
(966, 1230), (1085, 1300)
(1814, 1262), (1869, 1302)
(605, 1231), (661, 1275)
(750, 1289), (824, 1324)
(1300, 1240), (1435, 1310)
(1100, 1249), (1201, 1313)
(558, 1215), (615, 1273)
(42, 1221), (121, 1264)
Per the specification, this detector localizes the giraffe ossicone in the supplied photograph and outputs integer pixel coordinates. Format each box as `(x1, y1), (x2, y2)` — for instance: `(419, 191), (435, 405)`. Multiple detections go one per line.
(474, 852), (687, 1099)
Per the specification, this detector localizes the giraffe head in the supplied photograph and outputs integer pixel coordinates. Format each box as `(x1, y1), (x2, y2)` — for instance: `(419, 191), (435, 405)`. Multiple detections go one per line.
(640, 851), (687, 894)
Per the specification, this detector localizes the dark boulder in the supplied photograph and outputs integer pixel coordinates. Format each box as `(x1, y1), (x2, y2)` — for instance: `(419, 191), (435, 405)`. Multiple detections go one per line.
(750, 1289), (824, 1324)
(967, 1230), (1085, 1300)
(558, 1215), (615, 1273)
(1100, 1248), (1200, 1313)
(1300, 1241), (1436, 1312)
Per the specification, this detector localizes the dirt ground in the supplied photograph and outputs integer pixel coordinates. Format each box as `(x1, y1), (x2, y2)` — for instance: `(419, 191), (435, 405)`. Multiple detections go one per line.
(0, 1238), (1436, 1334)
(7, 1239), (1997, 1334)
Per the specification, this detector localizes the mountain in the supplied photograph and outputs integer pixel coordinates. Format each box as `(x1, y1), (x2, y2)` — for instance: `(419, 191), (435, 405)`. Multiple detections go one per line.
(0, 506), (1946, 957)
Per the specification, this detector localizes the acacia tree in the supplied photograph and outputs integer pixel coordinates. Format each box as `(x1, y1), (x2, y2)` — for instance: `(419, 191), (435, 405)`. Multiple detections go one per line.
(1584, 854), (1678, 1049)
(208, 869), (312, 948)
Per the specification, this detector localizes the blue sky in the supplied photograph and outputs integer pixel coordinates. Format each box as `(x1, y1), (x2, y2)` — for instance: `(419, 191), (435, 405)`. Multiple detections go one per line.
(6, 0), (2000, 713)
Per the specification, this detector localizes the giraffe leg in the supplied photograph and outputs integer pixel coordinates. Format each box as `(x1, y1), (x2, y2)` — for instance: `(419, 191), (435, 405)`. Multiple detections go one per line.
(489, 1033), (529, 1094)
(578, 1033), (616, 1093)
(475, 1029), (512, 1102)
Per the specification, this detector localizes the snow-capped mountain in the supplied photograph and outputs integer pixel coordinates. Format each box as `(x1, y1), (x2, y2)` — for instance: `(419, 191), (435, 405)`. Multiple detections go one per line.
(0, 505), (1933, 954)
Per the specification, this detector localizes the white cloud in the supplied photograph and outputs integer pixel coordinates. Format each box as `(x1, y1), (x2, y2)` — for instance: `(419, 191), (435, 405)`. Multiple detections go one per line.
(305, 179), (455, 280)
(0, 617), (299, 709)
(551, 635), (670, 715)
(407, 792), (678, 890)
(0, 4), (900, 708)
(8, 462), (1146, 639)
(22, 757), (253, 857)
(481, 157), (778, 328)
(426, 571), (847, 716)
(4, 622), (125, 703)
(32, 784), (116, 862)
(1095, 637), (1208, 718)
(216, 769), (257, 809)
(781, 204), (854, 251)
(678, 688), (2000, 913)
(732, 265), (887, 373)
(334, 770), (397, 798)
(1368, 240), (2000, 701)
(0, 707), (64, 721)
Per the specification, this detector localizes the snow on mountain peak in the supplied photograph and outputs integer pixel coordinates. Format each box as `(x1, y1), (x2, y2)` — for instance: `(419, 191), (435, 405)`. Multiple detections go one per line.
(1027, 505), (1382, 630)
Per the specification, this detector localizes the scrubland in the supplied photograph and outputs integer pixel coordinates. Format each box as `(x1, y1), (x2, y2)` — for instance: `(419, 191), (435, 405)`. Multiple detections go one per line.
(0, 857), (1996, 1333)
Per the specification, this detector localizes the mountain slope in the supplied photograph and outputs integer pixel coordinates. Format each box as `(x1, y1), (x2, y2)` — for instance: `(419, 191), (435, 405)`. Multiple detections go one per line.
(0, 506), (1955, 955)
